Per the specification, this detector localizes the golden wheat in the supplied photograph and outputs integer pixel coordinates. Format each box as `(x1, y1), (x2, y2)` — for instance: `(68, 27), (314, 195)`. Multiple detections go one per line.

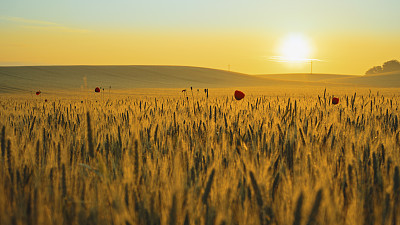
(0, 88), (399, 225)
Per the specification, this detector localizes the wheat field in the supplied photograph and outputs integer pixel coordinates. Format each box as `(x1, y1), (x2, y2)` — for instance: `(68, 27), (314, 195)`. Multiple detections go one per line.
(0, 87), (399, 225)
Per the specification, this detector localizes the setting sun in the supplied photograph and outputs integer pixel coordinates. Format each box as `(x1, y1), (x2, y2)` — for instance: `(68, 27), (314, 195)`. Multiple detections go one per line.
(278, 34), (312, 62)
(1, 0), (400, 225)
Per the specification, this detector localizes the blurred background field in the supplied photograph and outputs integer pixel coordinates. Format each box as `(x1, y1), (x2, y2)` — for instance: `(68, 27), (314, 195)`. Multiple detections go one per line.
(2, 66), (400, 95)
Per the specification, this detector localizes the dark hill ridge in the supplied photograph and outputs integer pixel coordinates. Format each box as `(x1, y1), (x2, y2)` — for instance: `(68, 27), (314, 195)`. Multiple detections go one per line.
(0, 65), (399, 93)
(0, 65), (303, 93)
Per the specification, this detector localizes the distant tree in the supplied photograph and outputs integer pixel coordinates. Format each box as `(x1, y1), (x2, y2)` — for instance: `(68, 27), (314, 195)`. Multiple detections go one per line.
(382, 60), (400, 72)
(366, 59), (400, 75)
(366, 66), (382, 75)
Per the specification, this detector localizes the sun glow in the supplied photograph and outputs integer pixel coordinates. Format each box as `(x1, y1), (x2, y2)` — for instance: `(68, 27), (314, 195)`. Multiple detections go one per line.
(276, 34), (312, 62)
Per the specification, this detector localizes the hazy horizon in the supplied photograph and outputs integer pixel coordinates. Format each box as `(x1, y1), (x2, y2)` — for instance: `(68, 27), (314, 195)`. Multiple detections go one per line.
(0, 64), (364, 76)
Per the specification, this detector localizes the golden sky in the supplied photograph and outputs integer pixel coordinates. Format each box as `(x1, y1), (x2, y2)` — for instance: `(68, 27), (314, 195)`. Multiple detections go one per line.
(1, 0), (399, 75)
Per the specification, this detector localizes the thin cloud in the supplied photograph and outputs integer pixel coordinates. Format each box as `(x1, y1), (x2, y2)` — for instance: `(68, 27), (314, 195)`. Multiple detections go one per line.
(1, 16), (90, 33)
(2, 16), (58, 25)
(268, 56), (324, 63)
(21, 25), (90, 33)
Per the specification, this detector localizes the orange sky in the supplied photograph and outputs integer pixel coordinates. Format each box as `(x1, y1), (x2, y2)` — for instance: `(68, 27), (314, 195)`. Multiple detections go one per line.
(1, 0), (400, 75)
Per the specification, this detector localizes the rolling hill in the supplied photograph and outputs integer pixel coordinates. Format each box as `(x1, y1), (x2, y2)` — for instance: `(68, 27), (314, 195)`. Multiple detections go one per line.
(257, 73), (357, 82)
(1, 66), (399, 94)
(326, 71), (400, 87)
(0, 66), (283, 92)
(0, 65), (308, 94)
(258, 72), (400, 87)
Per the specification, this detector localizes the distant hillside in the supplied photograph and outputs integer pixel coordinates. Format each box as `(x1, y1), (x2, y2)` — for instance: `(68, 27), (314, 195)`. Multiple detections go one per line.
(1, 66), (399, 94)
(0, 65), (328, 94)
(257, 72), (400, 87)
(257, 73), (357, 82)
(330, 72), (400, 87)
(363, 70), (400, 77)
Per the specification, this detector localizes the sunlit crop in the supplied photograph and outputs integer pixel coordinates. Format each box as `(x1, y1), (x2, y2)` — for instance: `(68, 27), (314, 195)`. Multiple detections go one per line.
(0, 88), (399, 225)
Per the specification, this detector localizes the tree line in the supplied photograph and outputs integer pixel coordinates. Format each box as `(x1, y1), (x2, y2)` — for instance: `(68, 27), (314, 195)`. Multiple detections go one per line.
(366, 59), (400, 75)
